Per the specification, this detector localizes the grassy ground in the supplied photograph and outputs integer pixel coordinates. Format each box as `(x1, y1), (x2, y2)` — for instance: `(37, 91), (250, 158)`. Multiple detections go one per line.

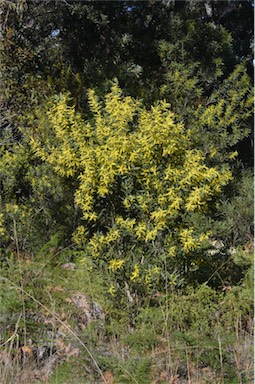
(0, 246), (253, 384)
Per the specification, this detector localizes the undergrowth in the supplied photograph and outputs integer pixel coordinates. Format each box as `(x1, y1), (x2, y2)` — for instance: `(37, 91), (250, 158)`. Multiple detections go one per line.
(0, 240), (253, 383)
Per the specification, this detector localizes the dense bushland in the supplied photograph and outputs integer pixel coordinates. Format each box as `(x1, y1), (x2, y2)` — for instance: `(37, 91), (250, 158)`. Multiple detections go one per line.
(0, 0), (253, 382)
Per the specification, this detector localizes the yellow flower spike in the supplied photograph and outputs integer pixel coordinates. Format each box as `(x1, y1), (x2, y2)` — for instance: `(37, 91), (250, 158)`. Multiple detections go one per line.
(135, 222), (147, 239)
(168, 246), (176, 257)
(179, 228), (197, 253)
(145, 229), (158, 242)
(130, 264), (140, 282)
(98, 185), (109, 196)
(199, 232), (211, 242)
(105, 228), (120, 243)
(108, 259), (125, 272)
(108, 285), (116, 296)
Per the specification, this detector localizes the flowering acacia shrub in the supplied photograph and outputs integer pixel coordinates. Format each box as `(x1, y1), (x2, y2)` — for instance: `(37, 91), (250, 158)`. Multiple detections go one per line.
(30, 85), (232, 294)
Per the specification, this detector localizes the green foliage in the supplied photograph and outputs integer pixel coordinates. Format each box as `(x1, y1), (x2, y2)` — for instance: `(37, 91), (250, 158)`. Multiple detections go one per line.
(193, 64), (253, 164)
(48, 359), (89, 384)
(118, 356), (152, 384)
(0, 136), (77, 251)
(158, 17), (233, 115)
(215, 170), (254, 247)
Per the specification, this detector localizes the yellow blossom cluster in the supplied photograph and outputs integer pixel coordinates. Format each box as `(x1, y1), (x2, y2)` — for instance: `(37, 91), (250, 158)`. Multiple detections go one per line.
(29, 85), (233, 286)
(130, 264), (140, 281)
(108, 259), (125, 272)
(0, 213), (5, 237)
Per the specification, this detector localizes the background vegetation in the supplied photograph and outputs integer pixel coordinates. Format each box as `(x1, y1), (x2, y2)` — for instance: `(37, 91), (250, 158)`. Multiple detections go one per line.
(0, 0), (253, 382)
